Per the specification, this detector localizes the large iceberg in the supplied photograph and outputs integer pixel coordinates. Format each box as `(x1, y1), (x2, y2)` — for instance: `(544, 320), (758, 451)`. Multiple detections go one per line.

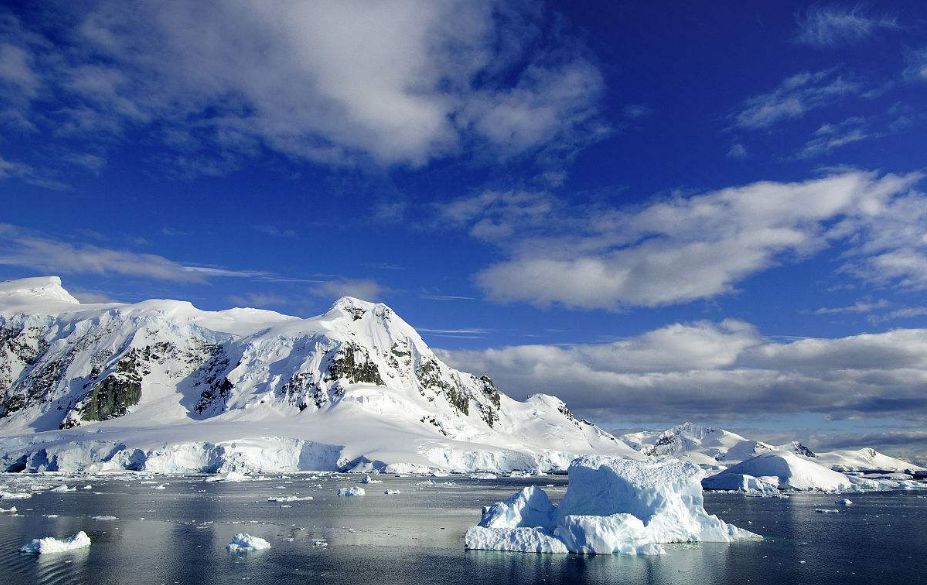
(465, 456), (759, 555)
(705, 452), (853, 492)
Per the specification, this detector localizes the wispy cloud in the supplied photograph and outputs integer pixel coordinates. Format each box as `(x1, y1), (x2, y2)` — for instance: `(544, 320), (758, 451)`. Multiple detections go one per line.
(445, 171), (927, 310)
(797, 116), (872, 158)
(732, 70), (861, 130)
(795, 4), (898, 48)
(0, 224), (282, 283)
(227, 292), (288, 309)
(904, 46), (927, 82)
(815, 298), (889, 314)
(312, 278), (386, 302)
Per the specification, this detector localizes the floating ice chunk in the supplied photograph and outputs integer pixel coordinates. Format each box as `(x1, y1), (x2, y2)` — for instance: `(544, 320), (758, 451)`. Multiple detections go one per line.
(815, 508), (839, 514)
(338, 487), (365, 497)
(20, 531), (91, 554)
(50, 485), (76, 493)
(470, 473), (498, 480)
(91, 515), (118, 521)
(0, 506), (17, 513)
(207, 471), (250, 483)
(267, 495), (313, 502)
(0, 492), (31, 500)
(82, 485), (92, 490)
(836, 498), (853, 506)
(226, 533), (271, 553)
(465, 456), (759, 556)
(154, 484), (167, 490)
(384, 490), (400, 495)
(360, 475), (381, 484)
(702, 473), (779, 496)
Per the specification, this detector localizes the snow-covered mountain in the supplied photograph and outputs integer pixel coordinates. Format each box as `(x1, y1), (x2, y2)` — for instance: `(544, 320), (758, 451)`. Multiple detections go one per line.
(621, 422), (922, 476)
(0, 276), (637, 474)
(620, 422), (775, 468)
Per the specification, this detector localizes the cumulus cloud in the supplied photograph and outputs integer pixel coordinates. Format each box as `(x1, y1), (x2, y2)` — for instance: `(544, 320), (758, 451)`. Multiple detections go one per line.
(733, 70), (861, 130)
(794, 4), (898, 48)
(450, 170), (926, 309)
(0, 0), (605, 172)
(440, 322), (927, 420)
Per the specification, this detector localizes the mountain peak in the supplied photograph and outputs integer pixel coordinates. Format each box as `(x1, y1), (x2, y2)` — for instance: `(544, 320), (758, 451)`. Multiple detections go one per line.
(0, 275), (80, 311)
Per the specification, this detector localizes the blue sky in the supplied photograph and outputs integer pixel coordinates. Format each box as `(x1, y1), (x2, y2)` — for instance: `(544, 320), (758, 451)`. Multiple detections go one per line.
(2, 1), (927, 457)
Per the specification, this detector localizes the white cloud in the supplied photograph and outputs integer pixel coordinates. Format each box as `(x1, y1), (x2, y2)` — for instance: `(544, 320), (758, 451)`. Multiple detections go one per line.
(227, 292), (288, 309)
(904, 46), (927, 82)
(440, 322), (927, 419)
(733, 70), (861, 130)
(726, 143), (748, 160)
(0, 224), (277, 283)
(795, 4), (898, 48)
(797, 117), (871, 158)
(0, 1), (605, 171)
(815, 299), (888, 314)
(312, 278), (386, 302)
(455, 171), (925, 309)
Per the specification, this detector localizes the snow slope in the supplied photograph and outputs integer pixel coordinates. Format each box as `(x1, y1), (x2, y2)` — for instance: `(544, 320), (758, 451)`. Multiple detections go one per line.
(0, 276), (638, 474)
(813, 448), (925, 474)
(465, 456), (759, 555)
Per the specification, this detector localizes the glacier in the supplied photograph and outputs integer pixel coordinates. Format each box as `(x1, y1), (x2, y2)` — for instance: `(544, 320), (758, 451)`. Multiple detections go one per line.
(465, 456), (759, 555)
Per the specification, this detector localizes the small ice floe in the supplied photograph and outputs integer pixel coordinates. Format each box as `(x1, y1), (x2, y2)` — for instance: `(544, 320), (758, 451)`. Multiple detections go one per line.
(312, 539), (328, 548)
(360, 474), (382, 484)
(338, 487), (365, 497)
(0, 492), (32, 500)
(91, 515), (118, 521)
(226, 533), (271, 553)
(20, 531), (91, 554)
(384, 489), (400, 495)
(267, 496), (313, 502)
(814, 508), (840, 514)
(206, 471), (250, 483)
(0, 506), (17, 513)
(153, 485), (167, 490)
(82, 485), (93, 490)
(42, 514), (59, 518)
(469, 473), (497, 480)
(836, 498), (853, 506)
(50, 485), (77, 493)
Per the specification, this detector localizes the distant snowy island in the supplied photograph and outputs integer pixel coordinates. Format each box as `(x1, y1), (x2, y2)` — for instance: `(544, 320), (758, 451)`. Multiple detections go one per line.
(0, 277), (924, 496)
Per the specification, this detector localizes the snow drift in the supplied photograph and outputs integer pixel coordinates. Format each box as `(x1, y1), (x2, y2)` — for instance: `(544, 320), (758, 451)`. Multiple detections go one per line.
(465, 456), (759, 555)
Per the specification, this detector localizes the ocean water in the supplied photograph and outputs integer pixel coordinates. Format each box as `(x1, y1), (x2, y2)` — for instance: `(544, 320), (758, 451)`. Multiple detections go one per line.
(1, 474), (925, 585)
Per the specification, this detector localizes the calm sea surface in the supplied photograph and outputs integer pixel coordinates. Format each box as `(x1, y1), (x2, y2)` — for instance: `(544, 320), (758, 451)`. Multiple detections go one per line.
(1, 474), (924, 585)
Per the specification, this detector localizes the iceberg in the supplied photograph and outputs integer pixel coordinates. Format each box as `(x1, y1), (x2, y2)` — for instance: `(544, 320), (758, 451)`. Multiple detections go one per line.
(20, 531), (91, 554)
(465, 456), (758, 556)
(226, 533), (271, 553)
(705, 452), (853, 492)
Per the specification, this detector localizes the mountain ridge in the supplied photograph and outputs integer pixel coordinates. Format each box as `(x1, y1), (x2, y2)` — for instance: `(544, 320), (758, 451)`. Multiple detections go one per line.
(0, 276), (636, 473)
